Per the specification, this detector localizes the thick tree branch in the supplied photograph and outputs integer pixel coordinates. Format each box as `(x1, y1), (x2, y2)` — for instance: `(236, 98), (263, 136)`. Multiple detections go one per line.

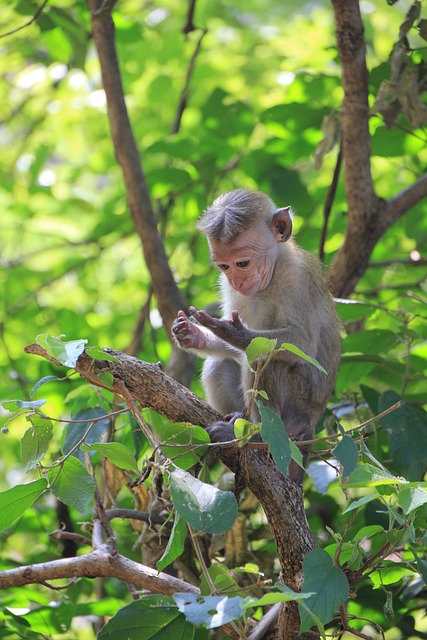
(25, 343), (219, 426)
(328, 0), (427, 298)
(331, 0), (375, 218)
(0, 545), (198, 595)
(86, 0), (187, 332)
(387, 172), (427, 224)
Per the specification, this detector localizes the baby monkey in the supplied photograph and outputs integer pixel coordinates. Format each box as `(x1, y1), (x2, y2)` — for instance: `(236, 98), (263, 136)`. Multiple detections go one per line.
(172, 189), (341, 482)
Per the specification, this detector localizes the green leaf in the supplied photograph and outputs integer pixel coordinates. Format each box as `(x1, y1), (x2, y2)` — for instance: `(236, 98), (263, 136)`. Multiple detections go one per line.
(157, 514), (187, 572)
(21, 414), (53, 472)
(246, 337), (276, 363)
(98, 371), (115, 387)
(86, 346), (120, 362)
(49, 457), (95, 512)
(31, 376), (59, 397)
(17, 602), (74, 634)
(342, 329), (397, 355)
(62, 407), (110, 463)
(299, 549), (349, 633)
(200, 563), (243, 597)
(347, 464), (402, 487)
(259, 403), (291, 476)
(98, 595), (194, 640)
(2, 399), (46, 410)
(333, 429), (358, 478)
(247, 583), (312, 607)
(169, 468), (238, 534)
(153, 421), (209, 470)
(417, 557), (427, 584)
(397, 487), (427, 515)
(234, 418), (259, 446)
(279, 343), (327, 374)
(81, 442), (138, 472)
(343, 494), (378, 514)
(0, 479), (47, 531)
(379, 391), (427, 471)
(353, 525), (385, 543)
(289, 439), (304, 469)
(36, 334), (87, 368)
(173, 593), (244, 629)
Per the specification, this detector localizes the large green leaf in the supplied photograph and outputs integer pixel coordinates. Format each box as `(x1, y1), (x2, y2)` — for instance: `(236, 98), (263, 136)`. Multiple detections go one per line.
(98, 596), (194, 640)
(49, 456), (95, 512)
(62, 407), (111, 463)
(379, 391), (427, 471)
(157, 514), (187, 572)
(169, 469), (237, 534)
(0, 479), (47, 531)
(81, 442), (138, 472)
(21, 414), (53, 472)
(333, 427), (358, 478)
(259, 403), (291, 476)
(299, 549), (349, 633)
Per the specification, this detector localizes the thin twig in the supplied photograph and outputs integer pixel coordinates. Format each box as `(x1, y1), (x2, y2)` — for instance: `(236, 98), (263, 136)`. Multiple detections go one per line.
(183, 0), (197, 34)
(319, 143), (342, 261)
(0, 0), (49, 38)
(115, 380), (165, 462)
(172, 28), (208, 134)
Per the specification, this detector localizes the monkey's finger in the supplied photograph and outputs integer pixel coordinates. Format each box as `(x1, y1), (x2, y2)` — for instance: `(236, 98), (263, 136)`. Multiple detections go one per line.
(189, 307), (214, 327)
(231, 311), (244, 328)
(172, 320), (190, 335)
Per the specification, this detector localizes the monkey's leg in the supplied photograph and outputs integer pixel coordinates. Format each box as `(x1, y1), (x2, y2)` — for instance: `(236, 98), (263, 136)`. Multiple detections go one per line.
(201, 357), (246, 417)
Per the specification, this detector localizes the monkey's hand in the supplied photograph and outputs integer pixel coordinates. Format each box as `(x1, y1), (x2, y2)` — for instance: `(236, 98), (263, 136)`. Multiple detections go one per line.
(189, 307), (251, 350)
(172, 310), (208, 350)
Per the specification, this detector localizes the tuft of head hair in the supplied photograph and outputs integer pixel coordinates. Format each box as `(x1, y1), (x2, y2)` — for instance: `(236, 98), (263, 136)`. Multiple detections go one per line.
(197, 189), (277, 243)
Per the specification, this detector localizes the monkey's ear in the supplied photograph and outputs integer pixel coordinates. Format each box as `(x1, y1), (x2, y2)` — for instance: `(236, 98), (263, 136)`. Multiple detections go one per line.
(271, 207), (292, 243)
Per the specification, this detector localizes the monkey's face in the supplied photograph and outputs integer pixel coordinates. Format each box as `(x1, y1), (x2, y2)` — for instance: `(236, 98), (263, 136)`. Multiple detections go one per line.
(209, 222), (280, 296)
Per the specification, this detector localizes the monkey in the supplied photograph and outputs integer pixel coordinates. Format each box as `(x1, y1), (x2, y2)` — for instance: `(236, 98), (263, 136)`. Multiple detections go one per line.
(172, 188), (341, 483)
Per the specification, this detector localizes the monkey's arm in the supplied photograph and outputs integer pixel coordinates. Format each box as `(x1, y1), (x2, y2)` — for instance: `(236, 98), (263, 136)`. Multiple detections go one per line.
(189, 307), (316, 361)
(172, 310), (243, 360)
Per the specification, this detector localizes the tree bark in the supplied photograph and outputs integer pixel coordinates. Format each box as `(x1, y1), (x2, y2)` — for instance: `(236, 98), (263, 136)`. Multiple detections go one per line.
(85, 0), (195, 385)
(328, 0), (427, 298)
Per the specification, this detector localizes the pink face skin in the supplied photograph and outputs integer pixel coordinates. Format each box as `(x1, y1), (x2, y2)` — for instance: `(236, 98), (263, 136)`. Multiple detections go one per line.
(209, 220), (282, 296)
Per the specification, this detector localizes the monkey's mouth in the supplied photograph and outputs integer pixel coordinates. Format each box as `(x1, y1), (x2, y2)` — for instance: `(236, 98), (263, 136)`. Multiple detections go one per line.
(234, 282), (261, 296)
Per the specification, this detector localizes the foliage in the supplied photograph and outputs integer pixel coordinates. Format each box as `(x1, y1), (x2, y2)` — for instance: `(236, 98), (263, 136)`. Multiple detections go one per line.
(0, 0), (427, 639)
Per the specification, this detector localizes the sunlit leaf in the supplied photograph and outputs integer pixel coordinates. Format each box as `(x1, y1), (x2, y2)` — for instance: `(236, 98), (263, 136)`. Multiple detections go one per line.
(173, 593), (244, 629)
(246, 337), (276, 363)
(169, 468), (237, 534)
(21, 414), (53, 471)
(0, 479), (47, 531)
(81, 442), (138, 472)
(36, 334), (87, 368)
(49, 457), (95, 512)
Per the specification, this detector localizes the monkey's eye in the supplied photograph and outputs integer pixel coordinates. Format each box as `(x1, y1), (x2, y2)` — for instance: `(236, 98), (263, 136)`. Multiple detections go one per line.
(218, 264), (230, 271)
(236, 260), (250, 268)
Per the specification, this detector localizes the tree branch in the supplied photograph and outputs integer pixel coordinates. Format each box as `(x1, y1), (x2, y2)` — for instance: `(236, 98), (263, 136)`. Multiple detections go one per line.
(85, 0), (187, 331)
(328, 0), (427, 298)
(0, 545), (198, 595)
(0, 0), (49, 39)
(387, 172), (427, 225)
(331, 0), (376, 218)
